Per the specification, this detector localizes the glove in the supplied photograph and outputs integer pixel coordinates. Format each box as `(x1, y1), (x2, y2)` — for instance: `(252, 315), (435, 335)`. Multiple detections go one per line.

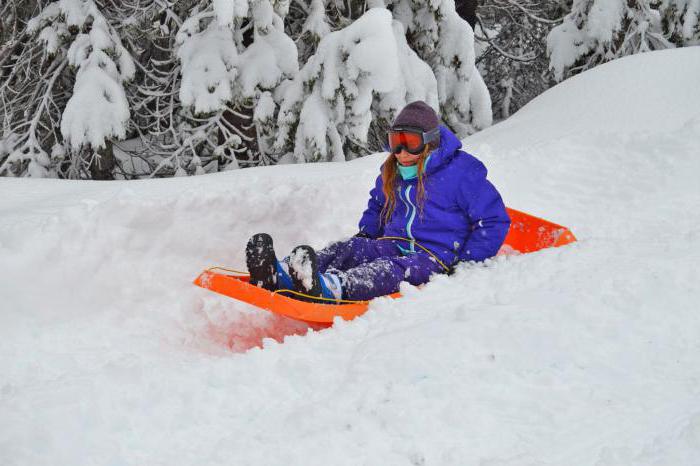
(354, 231), (372, 239)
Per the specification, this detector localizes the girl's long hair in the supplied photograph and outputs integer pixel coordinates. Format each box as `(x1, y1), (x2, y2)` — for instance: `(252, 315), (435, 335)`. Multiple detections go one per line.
(380, 140), (439, 226)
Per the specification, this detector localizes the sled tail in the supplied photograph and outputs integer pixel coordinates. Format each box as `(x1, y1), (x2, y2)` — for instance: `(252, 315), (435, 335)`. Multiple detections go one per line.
(502, 207), (576, 254)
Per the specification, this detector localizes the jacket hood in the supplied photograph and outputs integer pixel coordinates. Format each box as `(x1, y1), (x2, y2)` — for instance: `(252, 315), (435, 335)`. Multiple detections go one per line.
(424, 125), (463, 176)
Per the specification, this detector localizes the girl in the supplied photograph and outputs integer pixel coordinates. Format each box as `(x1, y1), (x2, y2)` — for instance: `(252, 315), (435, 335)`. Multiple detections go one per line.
(246, 101), (510, 302)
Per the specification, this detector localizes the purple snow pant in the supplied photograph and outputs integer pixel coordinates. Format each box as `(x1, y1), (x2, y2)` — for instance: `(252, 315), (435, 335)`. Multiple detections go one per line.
(316, 237), (444, 301)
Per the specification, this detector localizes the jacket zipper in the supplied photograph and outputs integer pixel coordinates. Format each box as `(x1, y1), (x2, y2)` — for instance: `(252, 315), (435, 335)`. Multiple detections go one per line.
(404, 185), (416, 253)
(398, 186), (410, 218)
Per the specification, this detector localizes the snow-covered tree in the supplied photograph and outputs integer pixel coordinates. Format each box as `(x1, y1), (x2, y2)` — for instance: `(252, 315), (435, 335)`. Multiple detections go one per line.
(474, 0), (565, 120)
(0, 0), (134, 178)
(390, 0), (492, 137)
(170, 0), (298, 174)
(59, 4), (135, 178)
(1, 0), (492, 178)
(0, 1), (43, 46)
(114, 0), (205, 177)
(660, 0), (700, 46)
(288, 0), (332, 64)
(274, 7), (438, 163)
(547, 0), (674, 81)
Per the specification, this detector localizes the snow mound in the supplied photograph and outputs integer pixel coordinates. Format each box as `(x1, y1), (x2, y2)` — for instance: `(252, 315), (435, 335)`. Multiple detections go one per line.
(1, 49), (700, 465)
(470, 47), (700, 149)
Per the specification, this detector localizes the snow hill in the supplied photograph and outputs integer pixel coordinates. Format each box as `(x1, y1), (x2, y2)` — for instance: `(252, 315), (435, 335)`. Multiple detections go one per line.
(2, 48), (700, 465)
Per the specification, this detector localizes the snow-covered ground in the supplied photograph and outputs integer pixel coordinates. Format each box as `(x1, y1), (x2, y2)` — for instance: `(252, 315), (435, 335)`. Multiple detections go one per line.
(2, 48), (700, 465)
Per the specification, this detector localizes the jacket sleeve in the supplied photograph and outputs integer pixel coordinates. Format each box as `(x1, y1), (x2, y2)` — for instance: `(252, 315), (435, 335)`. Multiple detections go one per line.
(456, 164), (510, 263)
(358, 173), (386, 238)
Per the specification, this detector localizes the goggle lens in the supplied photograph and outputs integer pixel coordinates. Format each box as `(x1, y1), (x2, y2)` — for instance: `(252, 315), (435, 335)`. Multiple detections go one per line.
(388, 131), (424, 154)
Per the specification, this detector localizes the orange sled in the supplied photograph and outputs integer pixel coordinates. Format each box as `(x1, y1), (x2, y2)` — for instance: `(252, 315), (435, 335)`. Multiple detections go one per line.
(194, 208), (576, 326)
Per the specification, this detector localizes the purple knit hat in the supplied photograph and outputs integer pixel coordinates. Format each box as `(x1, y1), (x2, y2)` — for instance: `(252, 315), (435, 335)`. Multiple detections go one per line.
(391, 101), (440, 132)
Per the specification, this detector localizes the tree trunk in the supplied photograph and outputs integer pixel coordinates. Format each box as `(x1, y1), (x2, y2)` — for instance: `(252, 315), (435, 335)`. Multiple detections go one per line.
(90, 141), (116, 180)
(219, 101), (259, 167)
(455, 0), (478, 30)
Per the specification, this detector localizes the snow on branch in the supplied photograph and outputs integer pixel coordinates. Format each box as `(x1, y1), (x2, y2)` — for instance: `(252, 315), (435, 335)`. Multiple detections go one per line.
(1, 0), (135, 177)
(238, 1), (299, 97)
(390, 0), (492, 137)
(547, 0), (675, 81)
(660, 0), (700, 46)
(32, 0), (136, 150)
(173, 1), (299, 170)
(177, 1), (298, 115)
(2, 0), (497, 178)
(274, 7), (438, 163)
(176, 12), (238, 115)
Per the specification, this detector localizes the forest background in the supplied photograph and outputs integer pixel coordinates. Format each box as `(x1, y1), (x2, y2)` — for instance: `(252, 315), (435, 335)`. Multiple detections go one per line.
(0, 0), (697, 179)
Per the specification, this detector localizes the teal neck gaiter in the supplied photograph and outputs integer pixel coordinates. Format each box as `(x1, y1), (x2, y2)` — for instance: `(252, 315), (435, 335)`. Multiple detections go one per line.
(397, 163), (418, 180)
(397, 153), (432, 181)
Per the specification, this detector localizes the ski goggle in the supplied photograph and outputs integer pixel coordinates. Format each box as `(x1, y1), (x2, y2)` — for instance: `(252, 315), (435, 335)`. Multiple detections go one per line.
(387, 126), (440, 155)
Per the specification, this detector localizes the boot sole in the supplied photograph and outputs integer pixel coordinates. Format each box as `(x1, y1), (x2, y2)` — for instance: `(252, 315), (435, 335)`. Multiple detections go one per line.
(288, 245), (323, 300)
(246, 233), (278, 291)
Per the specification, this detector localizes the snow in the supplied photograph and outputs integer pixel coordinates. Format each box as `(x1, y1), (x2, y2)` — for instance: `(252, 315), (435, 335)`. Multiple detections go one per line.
(587, 0), (625, 43)
(61, 49), (131, 149)
(212, 0), (250, 26)
(28, 0), (135, 152)
(2, 49), (700, 465)
(177, 4), (297, 119)
(681, 0), (700, 41)
(547, 0), (677, 80)
(213, 0), (236, 27)
(662, 0), (700, 44)
(176, 21), (238, 115)
(26, 0), (93, 34)
(302, 0), (331, 40)
(391, 0), (493, 136)
(276, 7), (439, 162)
(38, 25), (63, 55)
(237, 17), (298, 97)
(288, 247), (314, 291)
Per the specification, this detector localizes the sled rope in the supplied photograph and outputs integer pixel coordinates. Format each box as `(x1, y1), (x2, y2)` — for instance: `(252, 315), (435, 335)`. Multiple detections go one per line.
(207, 266), (249, 275)
(376, 236), (452, 273)
(204, 267), (365, 304)
(272, 288), (370, 305)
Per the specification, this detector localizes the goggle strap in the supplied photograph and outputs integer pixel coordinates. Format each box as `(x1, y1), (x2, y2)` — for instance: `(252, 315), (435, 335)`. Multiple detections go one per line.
(423, 127), (440, 144)
(390, 127), (440, 142)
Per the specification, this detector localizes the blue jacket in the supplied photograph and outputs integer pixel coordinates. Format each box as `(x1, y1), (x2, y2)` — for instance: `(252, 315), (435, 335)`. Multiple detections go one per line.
(359, 125), (510, 266)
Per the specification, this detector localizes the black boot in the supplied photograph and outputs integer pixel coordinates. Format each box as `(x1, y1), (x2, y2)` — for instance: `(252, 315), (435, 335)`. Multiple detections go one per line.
(246, 233), (278, 291)
(288, 245), (323, 299)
